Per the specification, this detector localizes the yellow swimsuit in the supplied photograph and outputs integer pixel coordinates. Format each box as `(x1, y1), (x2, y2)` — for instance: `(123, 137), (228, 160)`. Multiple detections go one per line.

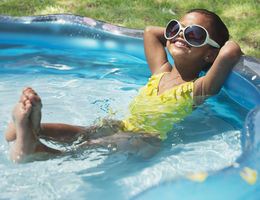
(122, 72), (194, 140)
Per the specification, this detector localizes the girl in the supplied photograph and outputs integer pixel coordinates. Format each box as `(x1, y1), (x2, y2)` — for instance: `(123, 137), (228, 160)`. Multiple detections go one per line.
(5, 9), (242, 162)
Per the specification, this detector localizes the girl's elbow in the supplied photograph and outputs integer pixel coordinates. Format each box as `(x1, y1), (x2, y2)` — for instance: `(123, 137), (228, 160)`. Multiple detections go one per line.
(144, 26), (155, 36)
(144, 26), (153, 32)
(221, 41), (242, 61)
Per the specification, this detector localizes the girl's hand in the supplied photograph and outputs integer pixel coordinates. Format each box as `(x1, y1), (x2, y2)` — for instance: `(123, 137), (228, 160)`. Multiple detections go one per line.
(217, 40), (242, 61)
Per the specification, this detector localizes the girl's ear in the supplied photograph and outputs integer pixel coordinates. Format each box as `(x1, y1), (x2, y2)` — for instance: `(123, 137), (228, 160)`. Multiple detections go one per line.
(204, 48), (219, 63)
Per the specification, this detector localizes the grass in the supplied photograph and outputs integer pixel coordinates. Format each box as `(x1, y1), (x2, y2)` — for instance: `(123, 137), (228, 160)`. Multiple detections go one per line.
(0, 0), (259, 57)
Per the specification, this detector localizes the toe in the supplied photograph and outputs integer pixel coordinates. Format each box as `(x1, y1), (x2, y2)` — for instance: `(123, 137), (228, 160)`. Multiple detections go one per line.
(19, 95), (28, 103)
(23, 87), (33, 94)
(22, 88), (41, 106)
(23, 87), (36, 97)
(24, 100), (32, 114)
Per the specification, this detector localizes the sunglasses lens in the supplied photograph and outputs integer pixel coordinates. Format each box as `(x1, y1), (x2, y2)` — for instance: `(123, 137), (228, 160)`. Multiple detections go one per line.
(184, 26), (207, 46)
(166, 20), (179, 39)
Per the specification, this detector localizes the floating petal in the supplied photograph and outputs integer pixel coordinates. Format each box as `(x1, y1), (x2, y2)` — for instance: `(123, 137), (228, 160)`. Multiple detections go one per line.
(240, 167), (258, 184)
(186, 172), (208, 182)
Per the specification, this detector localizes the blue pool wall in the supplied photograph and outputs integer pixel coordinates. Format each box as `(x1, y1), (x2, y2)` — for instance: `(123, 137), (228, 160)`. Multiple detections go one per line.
(0, 14), (260, 199)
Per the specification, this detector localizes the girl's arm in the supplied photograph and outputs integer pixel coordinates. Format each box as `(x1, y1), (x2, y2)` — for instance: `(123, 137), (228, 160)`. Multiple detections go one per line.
(194, 41), (242, 102)
(143, 26), (171, 74)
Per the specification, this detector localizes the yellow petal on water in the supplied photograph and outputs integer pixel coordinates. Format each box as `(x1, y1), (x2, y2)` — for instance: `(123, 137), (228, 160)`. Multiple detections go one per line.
(77, 134), (84, 142)
(186, 172), (208, 182)
(99, 119), (104, 127)
(108, 107), (119, 117)
(96, 117), (103, 127)
(240, 167), (258, 184)
(109, 108), (114, 116)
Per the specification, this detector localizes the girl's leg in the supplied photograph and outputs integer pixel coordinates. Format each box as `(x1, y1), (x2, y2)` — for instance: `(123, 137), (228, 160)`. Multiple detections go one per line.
(6, 122), (85, 144)
(5, 87), (118, 146)
(10, 100), (61, 162)
(38, 123), (85, 144)
(6, 87), (161, 160)
(5, 87), (85, 144)
(79, 132), (161, 158)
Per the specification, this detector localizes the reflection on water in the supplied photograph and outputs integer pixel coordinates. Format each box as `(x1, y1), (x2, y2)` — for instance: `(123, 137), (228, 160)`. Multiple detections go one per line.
(0, 45), (248, 199)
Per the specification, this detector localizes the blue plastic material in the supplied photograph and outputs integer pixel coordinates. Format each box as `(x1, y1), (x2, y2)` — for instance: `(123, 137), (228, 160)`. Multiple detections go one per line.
(224, 71), (260, 110)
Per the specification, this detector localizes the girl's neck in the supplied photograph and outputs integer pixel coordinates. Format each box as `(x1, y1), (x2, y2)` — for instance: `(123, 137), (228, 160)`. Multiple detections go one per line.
(171, 60), (201, 81)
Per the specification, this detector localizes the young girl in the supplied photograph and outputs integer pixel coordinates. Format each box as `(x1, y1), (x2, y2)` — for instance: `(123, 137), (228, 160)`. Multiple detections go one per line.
(5, 9), (242, 162)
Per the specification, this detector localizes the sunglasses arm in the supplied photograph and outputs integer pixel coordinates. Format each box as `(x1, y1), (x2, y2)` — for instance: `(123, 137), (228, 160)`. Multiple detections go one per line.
(207, 38), (220, 48)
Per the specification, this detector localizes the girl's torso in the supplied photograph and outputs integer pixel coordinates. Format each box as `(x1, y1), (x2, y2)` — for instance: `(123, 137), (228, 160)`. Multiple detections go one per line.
(122, 72), (194, 139)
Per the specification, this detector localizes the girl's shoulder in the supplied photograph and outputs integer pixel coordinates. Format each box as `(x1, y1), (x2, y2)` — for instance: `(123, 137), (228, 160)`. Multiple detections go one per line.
(151, 62), (172, 76)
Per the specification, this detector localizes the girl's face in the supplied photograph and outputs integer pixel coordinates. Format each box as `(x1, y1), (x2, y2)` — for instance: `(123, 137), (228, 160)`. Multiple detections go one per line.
(166, 12), (215, 65)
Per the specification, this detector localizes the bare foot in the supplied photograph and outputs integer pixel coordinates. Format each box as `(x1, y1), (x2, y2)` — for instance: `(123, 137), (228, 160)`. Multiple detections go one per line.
(20, 87), (42, 134)
(5, 120), (16, 142)
(5, 87), (42, 142)
(10, 100), (39, 162)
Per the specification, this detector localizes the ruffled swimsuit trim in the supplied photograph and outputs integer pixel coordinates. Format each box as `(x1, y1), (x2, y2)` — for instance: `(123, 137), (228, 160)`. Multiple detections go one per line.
(123, 72), (194, 140)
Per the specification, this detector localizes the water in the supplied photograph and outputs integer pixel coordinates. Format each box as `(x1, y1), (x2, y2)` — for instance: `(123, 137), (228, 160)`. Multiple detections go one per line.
(0, 44), (248, 199)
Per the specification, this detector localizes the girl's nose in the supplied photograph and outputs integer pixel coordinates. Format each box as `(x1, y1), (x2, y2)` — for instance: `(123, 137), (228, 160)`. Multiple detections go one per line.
(178, 30), (184, 38)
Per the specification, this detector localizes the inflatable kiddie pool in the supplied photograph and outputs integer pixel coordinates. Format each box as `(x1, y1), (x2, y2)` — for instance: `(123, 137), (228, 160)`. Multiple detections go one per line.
(0, 15), (259, 200)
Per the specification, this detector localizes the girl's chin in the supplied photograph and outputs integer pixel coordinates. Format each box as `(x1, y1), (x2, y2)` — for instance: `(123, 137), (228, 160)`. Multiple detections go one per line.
(169, 47), (190, 57)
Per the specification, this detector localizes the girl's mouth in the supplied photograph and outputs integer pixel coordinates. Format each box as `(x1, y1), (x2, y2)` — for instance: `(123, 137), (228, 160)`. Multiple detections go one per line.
(171, 38), (190, 49)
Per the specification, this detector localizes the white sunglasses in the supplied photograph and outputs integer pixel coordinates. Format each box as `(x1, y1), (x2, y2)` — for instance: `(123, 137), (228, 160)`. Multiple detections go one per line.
(164, 19), (220, 48)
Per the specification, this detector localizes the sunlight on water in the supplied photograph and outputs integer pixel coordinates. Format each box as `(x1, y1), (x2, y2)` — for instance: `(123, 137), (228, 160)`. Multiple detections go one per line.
(0, 44), (248, 199)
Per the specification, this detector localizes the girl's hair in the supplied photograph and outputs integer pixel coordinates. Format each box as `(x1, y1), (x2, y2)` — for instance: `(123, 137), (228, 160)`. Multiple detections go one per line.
(186, 9), (229, 48)
(186, 9), (229, 72)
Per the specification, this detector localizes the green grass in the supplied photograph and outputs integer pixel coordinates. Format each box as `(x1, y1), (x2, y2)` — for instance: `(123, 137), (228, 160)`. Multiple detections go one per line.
(0, 0), (259, 57)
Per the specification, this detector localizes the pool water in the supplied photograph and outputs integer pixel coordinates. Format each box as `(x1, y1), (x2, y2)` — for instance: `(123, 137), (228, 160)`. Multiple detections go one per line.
(0, 44), (249, 199)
